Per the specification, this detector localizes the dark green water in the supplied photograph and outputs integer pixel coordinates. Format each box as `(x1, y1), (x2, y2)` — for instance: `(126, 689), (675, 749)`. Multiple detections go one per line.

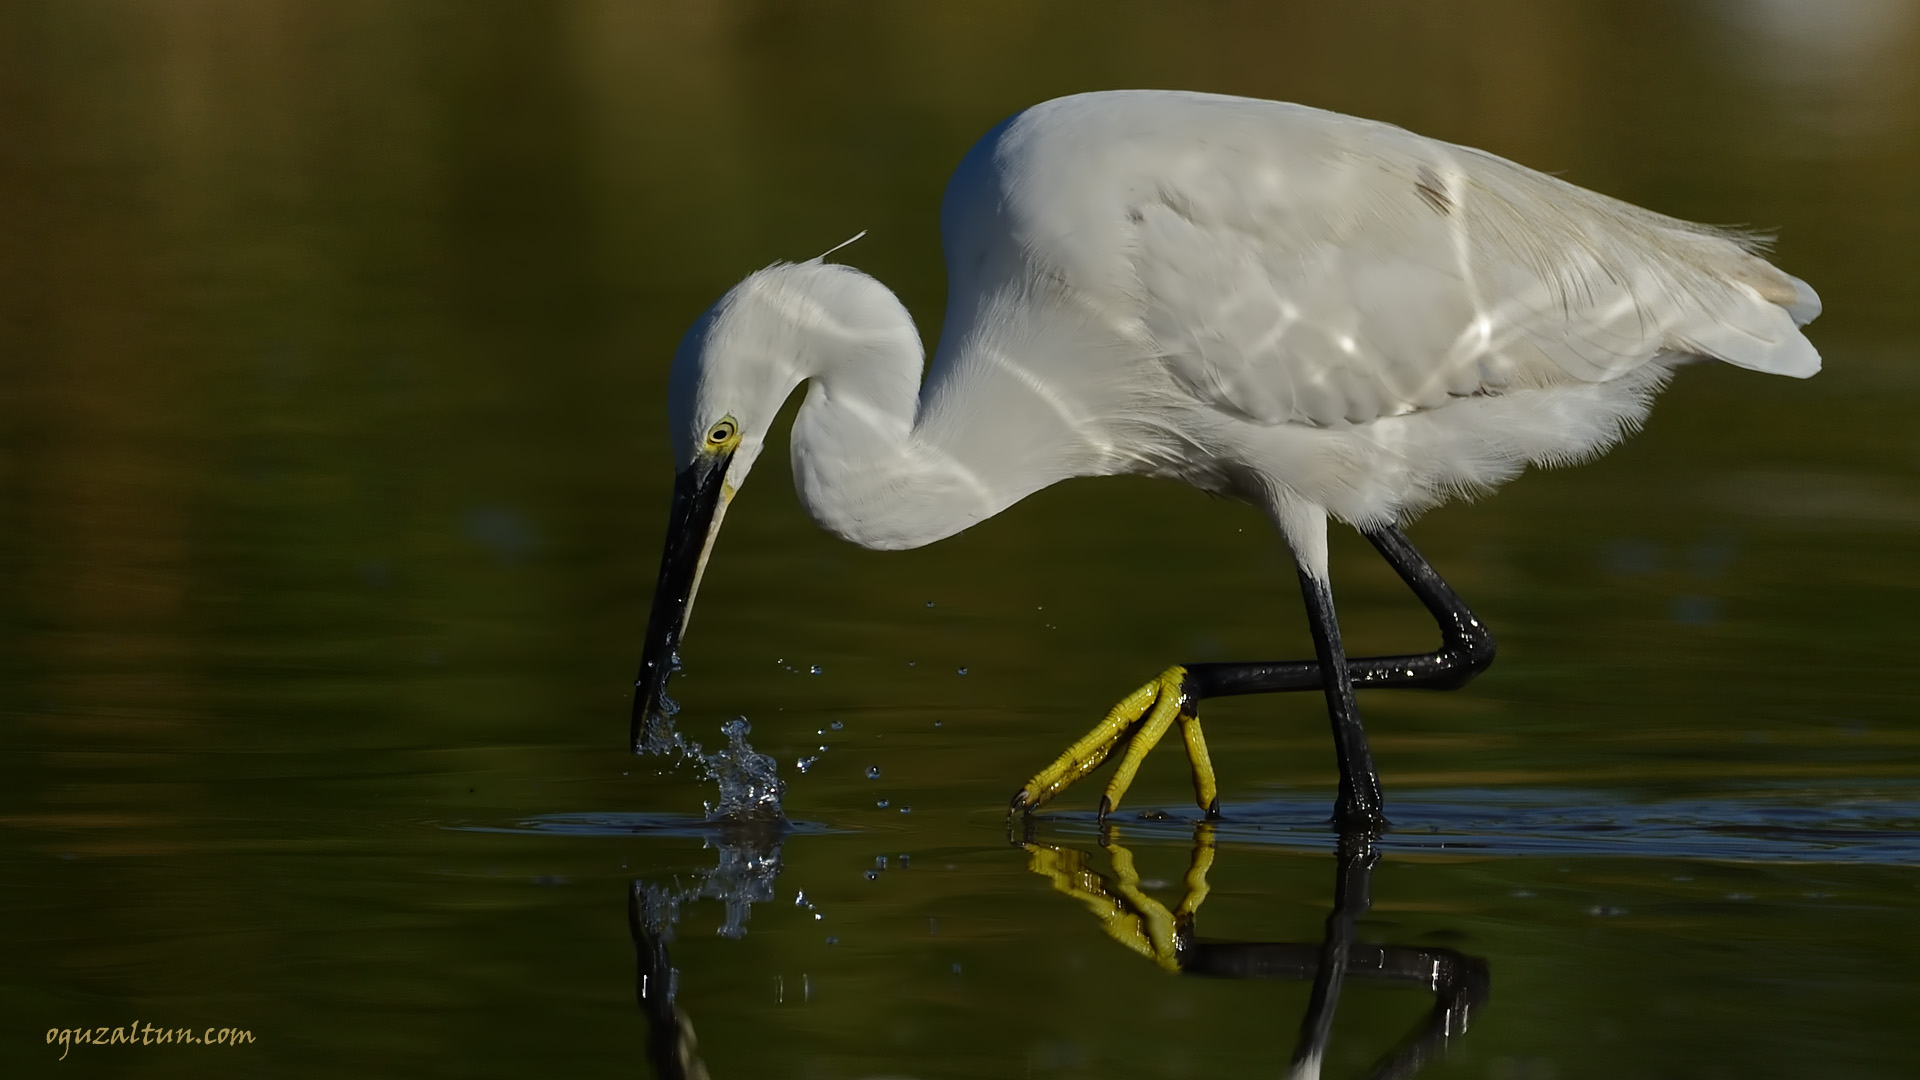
(5, 2), (1919, 1077)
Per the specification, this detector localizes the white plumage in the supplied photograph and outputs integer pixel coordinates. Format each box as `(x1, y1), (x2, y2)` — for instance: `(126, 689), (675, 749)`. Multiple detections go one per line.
(671, 90), (1820, 573)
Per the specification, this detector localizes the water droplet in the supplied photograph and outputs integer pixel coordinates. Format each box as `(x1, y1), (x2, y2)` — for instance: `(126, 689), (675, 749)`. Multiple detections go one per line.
(866, 766), (881, 780)
(830, 720), (844, 731)
(826, 935), (839, 945)
(809, 664), (822, 675)
(796, 756), (817, 773)
(957, 667), (969, 676)
(899, 855), (911, 868)
(877, 799), (890, 808)
(875, 856), (888, 870)
(951, 963), (962, 975)
(863, 870), (878, 881)
(925, 601), (934, 608)
(933, 720), (942, 728)
(899, 806), (911, 814)
(812, 912), (823, 921)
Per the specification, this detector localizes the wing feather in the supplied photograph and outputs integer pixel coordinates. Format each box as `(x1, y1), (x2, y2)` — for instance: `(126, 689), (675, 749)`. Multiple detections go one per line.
(972, 92), (1821, 428)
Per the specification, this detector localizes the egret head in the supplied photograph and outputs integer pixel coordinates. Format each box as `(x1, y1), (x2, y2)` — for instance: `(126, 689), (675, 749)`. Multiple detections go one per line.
(637, 260), (883, 749)
(633, 258), (921, 750)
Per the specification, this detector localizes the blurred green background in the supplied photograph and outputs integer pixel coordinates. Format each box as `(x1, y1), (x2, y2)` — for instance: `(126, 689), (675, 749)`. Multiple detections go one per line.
(3, 1), (1918, 1077)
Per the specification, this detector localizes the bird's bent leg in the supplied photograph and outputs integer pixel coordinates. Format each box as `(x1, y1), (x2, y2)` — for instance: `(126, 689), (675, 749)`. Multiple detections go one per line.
(1358, 524), (1496, 689)
(1010, 666), (1220, 820)
(1181, 523), (1495, 698)
(1011, 525), (1487, 821)
(1298, 562), (1387, 829)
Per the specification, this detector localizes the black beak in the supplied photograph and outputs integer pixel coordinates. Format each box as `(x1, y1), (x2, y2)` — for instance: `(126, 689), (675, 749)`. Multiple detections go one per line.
(633, 448), (734, 752)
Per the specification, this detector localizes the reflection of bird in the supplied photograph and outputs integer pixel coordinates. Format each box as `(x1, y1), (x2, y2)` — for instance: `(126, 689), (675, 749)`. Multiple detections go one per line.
(1022, 824), (1489, 1079)
(634, 90), (1822, 830)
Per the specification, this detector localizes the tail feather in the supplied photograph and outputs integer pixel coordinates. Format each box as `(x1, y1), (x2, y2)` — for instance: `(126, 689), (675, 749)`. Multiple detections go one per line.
(1782, 272), (1822, 327)
(1671, 271), (1822, 380)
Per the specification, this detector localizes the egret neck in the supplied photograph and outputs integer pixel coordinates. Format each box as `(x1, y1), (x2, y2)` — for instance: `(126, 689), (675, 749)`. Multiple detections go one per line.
(766, 261), (1082, 551)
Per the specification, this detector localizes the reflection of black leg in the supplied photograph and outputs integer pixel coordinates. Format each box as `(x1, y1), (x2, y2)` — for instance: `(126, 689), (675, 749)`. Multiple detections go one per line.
(1290, 832), (1380, 1072)
(1022, 814), (1492, 1076)
(629, 883), (706, 1080)
(1368, 947), (1491, 1080)
(1174, 828), (1490, 1079)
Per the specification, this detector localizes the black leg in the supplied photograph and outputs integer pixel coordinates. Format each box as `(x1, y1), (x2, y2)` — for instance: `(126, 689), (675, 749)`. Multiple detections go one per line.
(1182, 524), (1492, 828)
(1298, 564), (1387, 828)
(1183, 523), (1494, 699)
(1011, 524), (1493, 823)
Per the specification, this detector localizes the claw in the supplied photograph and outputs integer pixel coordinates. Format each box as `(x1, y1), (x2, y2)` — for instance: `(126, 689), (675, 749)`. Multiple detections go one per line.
(1015, 665), (1223, 817)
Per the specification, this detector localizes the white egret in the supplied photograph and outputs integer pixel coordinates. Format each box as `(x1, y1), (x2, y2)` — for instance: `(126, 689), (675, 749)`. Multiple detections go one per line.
(633, 90), (1822, 831)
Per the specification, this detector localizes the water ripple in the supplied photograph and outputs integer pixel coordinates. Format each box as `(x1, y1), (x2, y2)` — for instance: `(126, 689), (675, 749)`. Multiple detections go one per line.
(1045, 788), (1920, 863)
(453, 812), (837, 838)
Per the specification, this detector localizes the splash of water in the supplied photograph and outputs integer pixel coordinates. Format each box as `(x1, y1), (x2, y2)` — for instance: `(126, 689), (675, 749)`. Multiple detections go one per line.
(637, 663), (787, 823)
(702, 718), (787, 824)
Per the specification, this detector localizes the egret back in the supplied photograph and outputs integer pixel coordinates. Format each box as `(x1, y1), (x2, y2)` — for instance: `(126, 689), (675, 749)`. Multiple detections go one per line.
(936, 90), (1821, 433)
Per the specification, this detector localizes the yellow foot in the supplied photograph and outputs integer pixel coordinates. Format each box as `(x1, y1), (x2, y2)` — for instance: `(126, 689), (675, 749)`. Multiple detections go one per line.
(1010, 665), (1221, 819)
(1022, 823), (1218, 972)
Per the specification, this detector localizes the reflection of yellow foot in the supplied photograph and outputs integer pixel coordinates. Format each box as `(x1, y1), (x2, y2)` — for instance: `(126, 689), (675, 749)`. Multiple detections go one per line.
(1023, 824), (1216, 972)
(1010, 665), (1220, 819)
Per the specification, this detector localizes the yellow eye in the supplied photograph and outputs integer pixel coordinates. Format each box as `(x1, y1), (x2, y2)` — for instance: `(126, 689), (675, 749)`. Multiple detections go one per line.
(706, 419), (737, 446)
